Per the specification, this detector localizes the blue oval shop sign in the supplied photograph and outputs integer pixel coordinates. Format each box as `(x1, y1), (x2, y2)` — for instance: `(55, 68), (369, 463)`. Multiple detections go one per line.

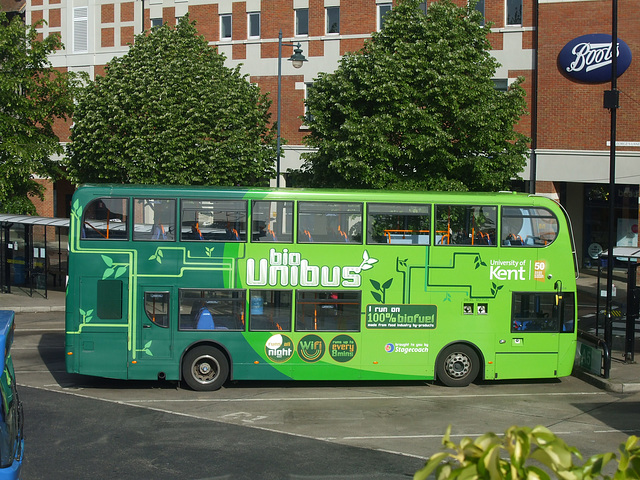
(559, 34), (632, 83)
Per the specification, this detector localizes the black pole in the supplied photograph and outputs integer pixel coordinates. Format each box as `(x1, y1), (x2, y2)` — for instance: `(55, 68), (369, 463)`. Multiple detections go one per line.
(529, 0), (539, 194)
(276, 30), (283, 188)
(604, 0), (619, 350)
(625, 260), (635, 362)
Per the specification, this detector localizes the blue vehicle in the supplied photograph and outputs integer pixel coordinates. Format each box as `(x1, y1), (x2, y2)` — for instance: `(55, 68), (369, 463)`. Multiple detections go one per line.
(0, 311), (23, 479)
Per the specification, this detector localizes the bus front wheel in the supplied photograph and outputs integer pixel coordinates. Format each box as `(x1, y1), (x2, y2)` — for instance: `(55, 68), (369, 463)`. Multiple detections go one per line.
(182, 346), (229, 391)
(436, 344), (480, 387)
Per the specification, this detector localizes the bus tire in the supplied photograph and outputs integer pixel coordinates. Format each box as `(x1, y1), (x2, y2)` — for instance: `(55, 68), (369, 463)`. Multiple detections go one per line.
(182, 346), (229, 391)
(436, 344), (480, 387)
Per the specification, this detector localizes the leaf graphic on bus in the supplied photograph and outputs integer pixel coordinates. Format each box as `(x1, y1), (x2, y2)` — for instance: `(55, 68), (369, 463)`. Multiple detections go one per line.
(474, 255), (487, 269)
(149, 249), (164, 264)
(143, 341), (153, 356)
(358, 251), (378, 272)
(102, 255), (114, 267)
(79, 308), (93, 323)
(370, 278), (393, 303)
(491, 282), (504, 297)
(114, 266), (127, 279)
(206, 247), (215, 257)
(102, 268), (115, 280)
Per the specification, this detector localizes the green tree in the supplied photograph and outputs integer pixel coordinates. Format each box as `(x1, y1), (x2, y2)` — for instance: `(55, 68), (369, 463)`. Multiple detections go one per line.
(294, 0), (529, 192)
(65, 16), (277, 186)
(0, 12), (81, 214)
(415, 425), (640, 479)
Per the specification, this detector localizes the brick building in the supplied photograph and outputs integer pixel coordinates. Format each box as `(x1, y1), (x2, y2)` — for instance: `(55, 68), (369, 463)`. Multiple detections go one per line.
(22, 0), (640, 266)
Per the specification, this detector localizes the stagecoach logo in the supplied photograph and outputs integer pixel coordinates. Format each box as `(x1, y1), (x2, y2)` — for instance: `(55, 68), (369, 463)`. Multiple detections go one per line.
(385, 342), (429, 354)
(298, 334), (325, 363)
(559, 34), (632, 83)
(265, 334), (294, 363)
(246, 249), (378, 288)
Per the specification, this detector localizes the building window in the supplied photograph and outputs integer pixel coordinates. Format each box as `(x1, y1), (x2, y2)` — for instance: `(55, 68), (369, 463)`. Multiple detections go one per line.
(220, 14), (232, 40)
(73, 6), (88, 53)
(326, 7), (340, 34)
(474, 0), (485, 25)
(295, 8), (309, 36)
(378, 3), (392, 30)
(248, 12), (260, 38)
(150, 18), (163, 29)
(506, 0), (522, 25)
(493, 79), (508, 92)
(304, 82), (314, 123)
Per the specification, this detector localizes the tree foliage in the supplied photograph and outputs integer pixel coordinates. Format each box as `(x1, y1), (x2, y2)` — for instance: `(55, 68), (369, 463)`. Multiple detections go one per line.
(65, 16), (277, 186)
(294, 0), (530, 192)
(0, 12), (81, 214)
(415, 425), (640, 480)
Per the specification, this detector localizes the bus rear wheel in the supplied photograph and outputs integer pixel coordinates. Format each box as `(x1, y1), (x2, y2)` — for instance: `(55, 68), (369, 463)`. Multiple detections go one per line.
(436, 344), (480, 387)
(182, 346), (229, 391)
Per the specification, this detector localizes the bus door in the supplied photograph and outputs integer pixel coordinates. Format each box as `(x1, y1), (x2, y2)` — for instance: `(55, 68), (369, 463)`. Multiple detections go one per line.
(137, 287), (173, 360)
(495, 288), (572, 380)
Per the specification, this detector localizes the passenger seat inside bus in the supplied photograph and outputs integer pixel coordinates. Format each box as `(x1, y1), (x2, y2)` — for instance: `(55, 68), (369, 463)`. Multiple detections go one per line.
(195, 307), (215, 330)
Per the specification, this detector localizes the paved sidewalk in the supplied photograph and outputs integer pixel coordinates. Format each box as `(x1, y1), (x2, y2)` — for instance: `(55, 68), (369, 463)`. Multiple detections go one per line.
(0, 287), (65, 313)
(0, 269), (638, 392)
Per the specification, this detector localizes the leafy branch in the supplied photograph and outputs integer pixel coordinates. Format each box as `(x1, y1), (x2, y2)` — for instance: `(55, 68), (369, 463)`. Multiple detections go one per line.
(414, 425), (640, 480)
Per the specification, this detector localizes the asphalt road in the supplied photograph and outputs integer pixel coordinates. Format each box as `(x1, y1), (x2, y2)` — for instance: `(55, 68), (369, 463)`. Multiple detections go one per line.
(13, 311), (640, 479)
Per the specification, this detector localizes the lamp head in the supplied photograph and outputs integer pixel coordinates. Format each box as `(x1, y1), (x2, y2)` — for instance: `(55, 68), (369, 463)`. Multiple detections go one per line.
(289, 44), (307, 69)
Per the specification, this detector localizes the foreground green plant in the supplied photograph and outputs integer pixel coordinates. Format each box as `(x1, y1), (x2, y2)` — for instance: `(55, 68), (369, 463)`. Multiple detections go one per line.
(414, 425), (640, 479)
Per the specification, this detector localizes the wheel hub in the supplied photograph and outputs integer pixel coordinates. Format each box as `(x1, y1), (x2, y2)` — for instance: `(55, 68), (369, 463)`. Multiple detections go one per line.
(445, 352), (471, 379)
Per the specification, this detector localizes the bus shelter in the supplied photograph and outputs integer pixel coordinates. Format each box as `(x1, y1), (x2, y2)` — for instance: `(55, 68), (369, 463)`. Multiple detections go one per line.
(0, 214), (69, 299)
(596, 246), (640, 363)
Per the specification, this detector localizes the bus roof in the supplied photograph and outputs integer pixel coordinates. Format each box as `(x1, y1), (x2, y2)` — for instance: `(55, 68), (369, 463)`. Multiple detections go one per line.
(74, 184), (556, 207)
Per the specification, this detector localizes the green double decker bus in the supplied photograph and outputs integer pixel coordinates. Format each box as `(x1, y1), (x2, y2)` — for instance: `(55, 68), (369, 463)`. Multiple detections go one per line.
(65, 185), (578, 390)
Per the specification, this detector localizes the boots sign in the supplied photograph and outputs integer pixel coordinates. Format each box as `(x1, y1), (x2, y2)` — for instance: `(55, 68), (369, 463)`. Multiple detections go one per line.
(559, 34), (632, 83)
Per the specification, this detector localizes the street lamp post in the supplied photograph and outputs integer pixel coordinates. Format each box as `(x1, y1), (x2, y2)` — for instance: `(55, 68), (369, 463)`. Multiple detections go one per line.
(276, 29), (307, 188)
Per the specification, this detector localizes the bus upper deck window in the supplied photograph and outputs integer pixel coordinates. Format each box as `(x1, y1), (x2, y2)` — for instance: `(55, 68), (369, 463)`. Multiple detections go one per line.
(251, 201), (293, 243)
(133, 199), (176, 241)
(435, 205), (496, 246)
(367, 203), (430, 245)
(298, 202), (362, 244)
(82, 198), (129, 240)
(180, 200), (247, 242)
(501, 207), (558, 247)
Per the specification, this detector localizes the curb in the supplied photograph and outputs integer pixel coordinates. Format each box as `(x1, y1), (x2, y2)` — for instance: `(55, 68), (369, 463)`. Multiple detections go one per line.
(572, 367), (640, 394)
(8, 306), (65, 313)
